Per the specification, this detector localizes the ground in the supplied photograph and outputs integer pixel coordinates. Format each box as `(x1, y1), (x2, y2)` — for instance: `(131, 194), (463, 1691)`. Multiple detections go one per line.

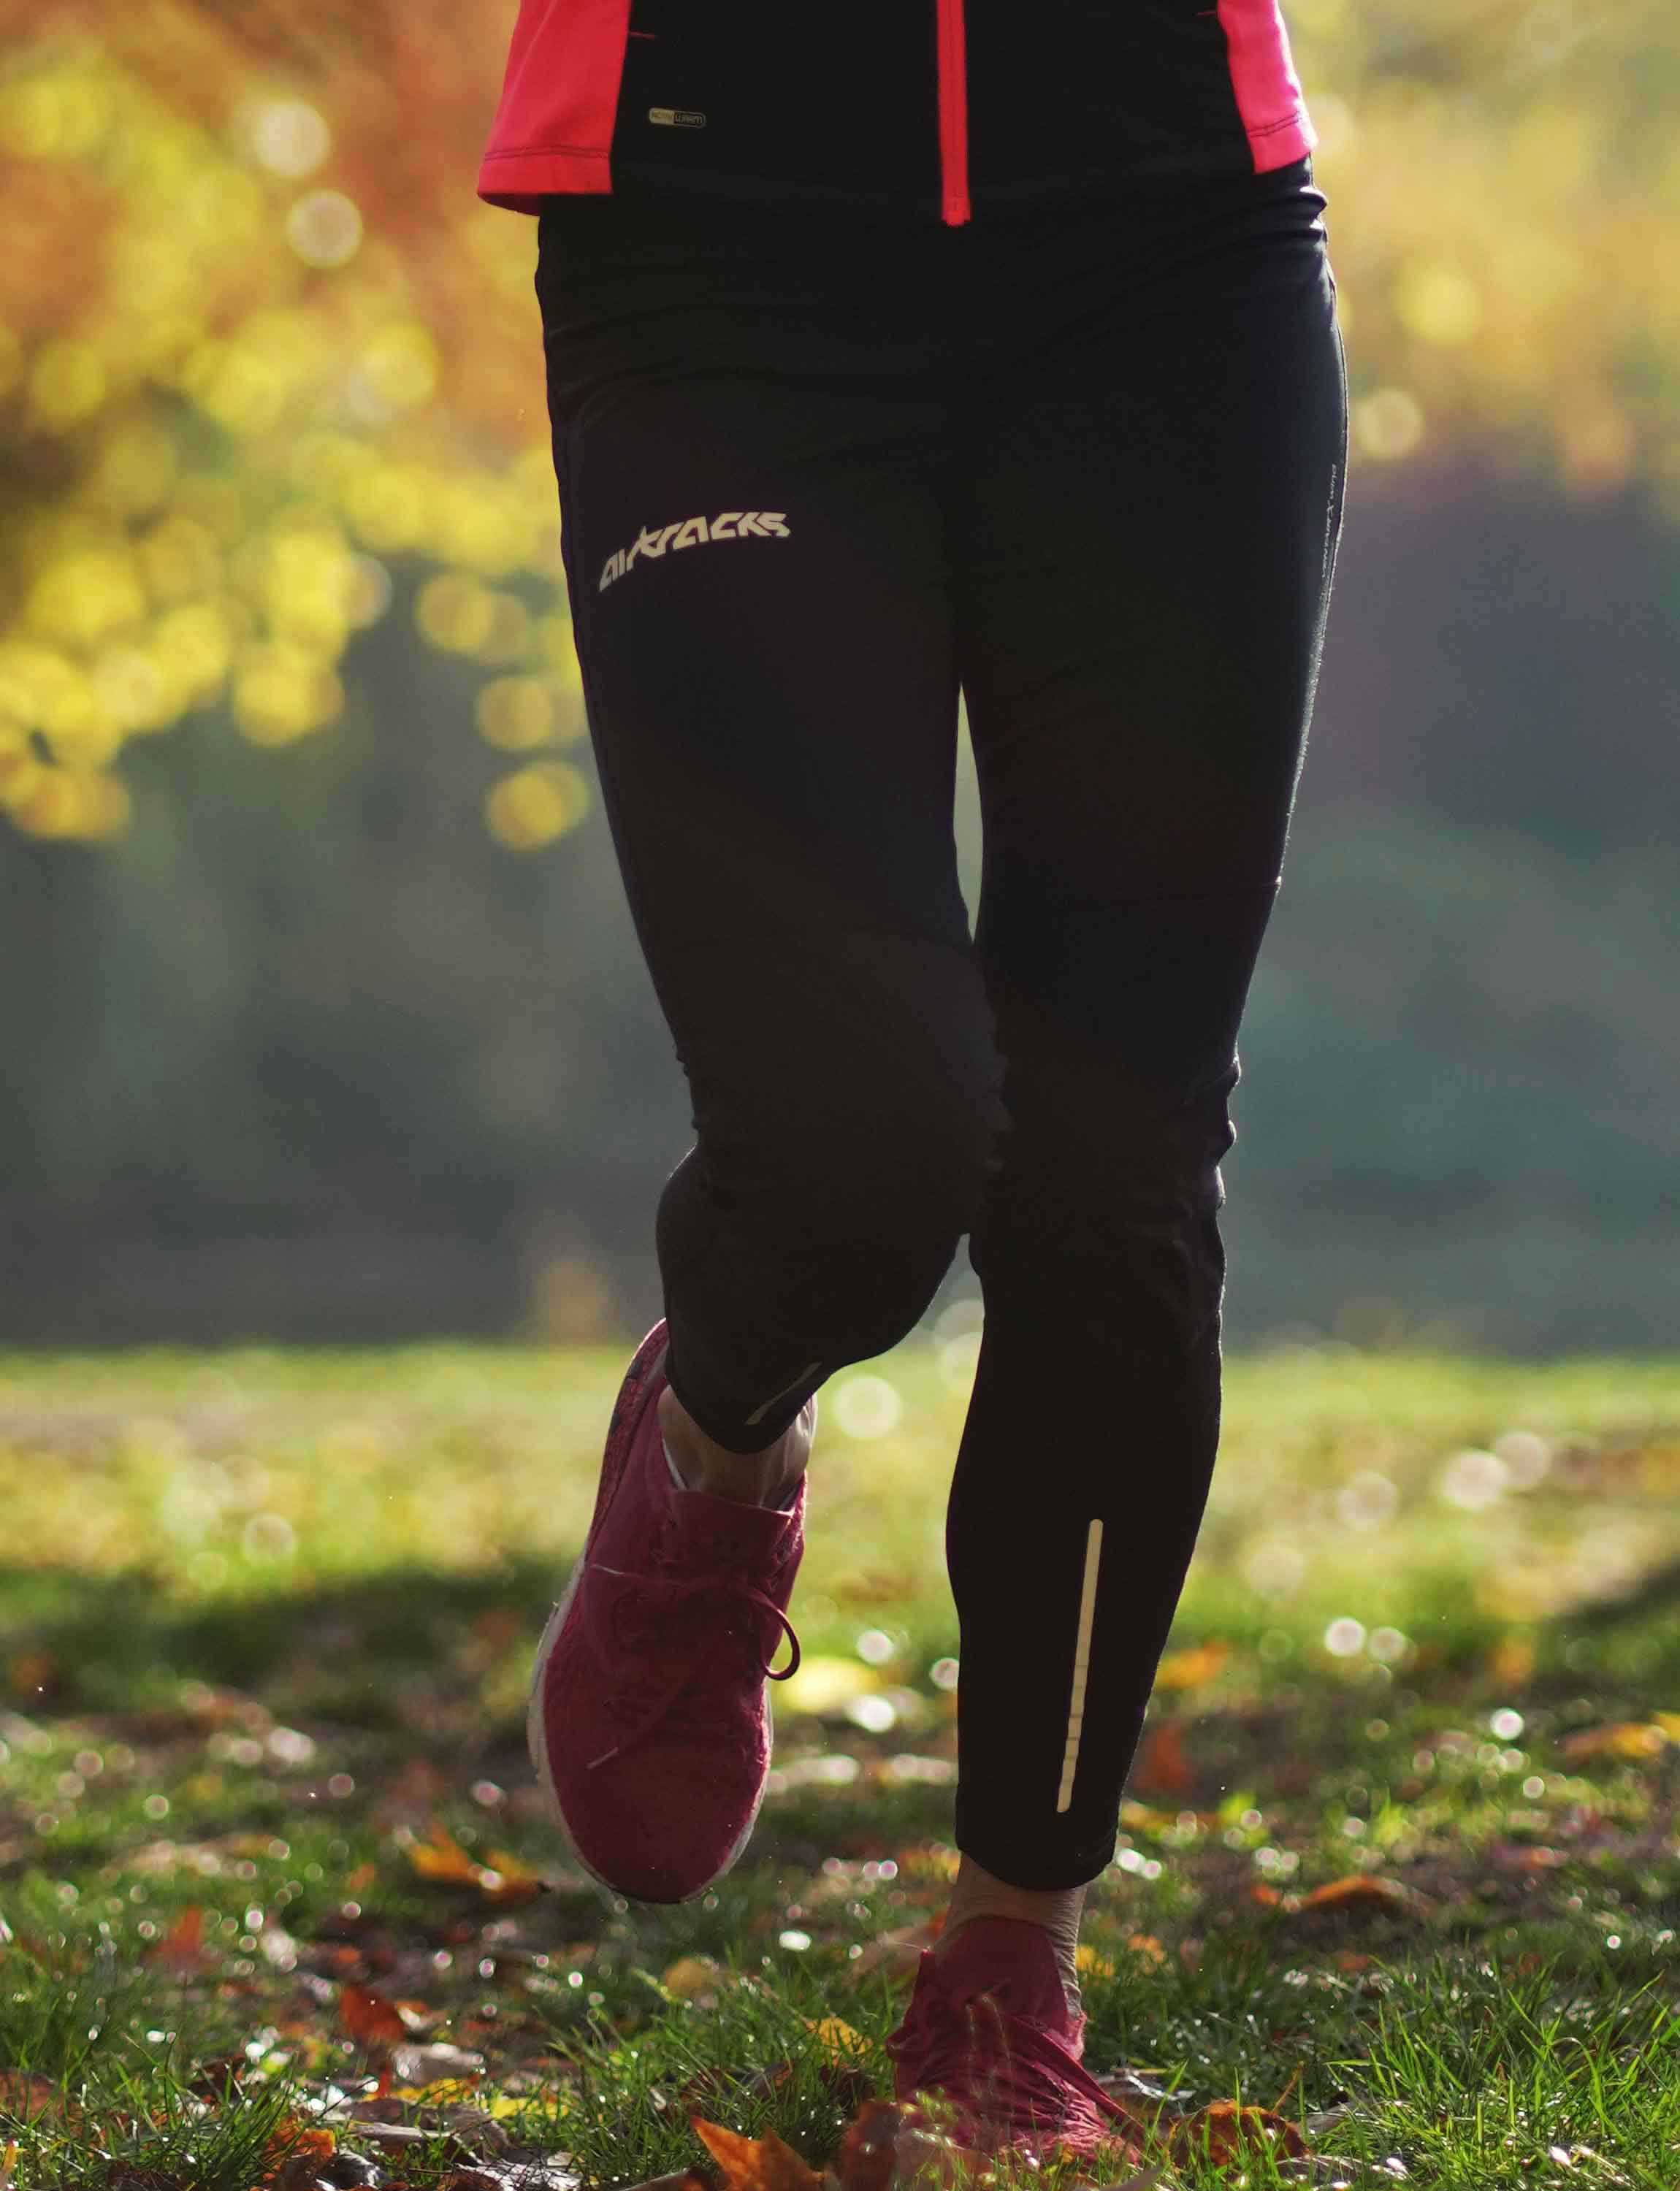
(2, 1342), (1679, 2189)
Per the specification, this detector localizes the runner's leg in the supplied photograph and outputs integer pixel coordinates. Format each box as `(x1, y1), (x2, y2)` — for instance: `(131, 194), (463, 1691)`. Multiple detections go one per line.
(944, 166), (1348, 1899)
(537, 197), (1006, 1456)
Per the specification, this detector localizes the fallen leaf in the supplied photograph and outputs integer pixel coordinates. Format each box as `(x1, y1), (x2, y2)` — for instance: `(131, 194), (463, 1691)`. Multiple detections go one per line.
(1131, 1721), (1194, 1797)
(441, 2164), (582, 2190)
(4, 1650), (56, 1699)
(408, 1821), (486, 1886)
(147, 1903), (212, 1976)
(603, 2176), (709, 2191)
(828, 2099), (901, 2191)
(256, 2119), (337, 2189)
(391, 2040), (488, 2089)
(884, 2119), (990, 2191)
(1486, 1636), (1536, 1689)
(0, 2076), (55, 2125)
(405, 1821), (543, 1903)
(1558, 1721), (1668, 1762)
(340, 1983), (415, 2051)
(1296, 1875), (1422, 1915)
(1168, 2100), (1306, 2168)
(327, 2119), (429, 2147)
(1492, 1841), (1567, 1872)
(692, 2115), (823, 2191)
(1152, 1640), (1231, 1690)
(372, 1756), (451, 1832)
(805, 2016), (871, 2061)
(481, 1847), (546, 1899)
(663, 1955), (727, 2000)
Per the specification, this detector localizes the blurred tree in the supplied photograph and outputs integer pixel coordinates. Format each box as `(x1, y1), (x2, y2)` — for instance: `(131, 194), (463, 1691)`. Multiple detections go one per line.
(0, 1), (580, 846)
(0, 0), (1676, 846)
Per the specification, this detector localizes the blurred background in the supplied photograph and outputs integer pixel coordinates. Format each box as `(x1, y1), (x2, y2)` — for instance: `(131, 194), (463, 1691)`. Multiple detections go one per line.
(1, 0), (1676, 1358)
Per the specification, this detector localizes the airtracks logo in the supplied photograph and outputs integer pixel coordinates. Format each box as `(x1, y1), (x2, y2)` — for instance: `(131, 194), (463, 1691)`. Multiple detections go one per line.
(598, 510), (790, 592)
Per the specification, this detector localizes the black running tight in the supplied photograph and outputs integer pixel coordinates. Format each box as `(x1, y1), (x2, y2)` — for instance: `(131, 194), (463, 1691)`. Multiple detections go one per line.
(535, 158), (1348, 1889)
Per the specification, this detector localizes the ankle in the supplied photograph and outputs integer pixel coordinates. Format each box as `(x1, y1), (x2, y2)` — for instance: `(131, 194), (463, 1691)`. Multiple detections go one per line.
(937, 1856), (1086, 2014)
(659, 1386), (813, 1508)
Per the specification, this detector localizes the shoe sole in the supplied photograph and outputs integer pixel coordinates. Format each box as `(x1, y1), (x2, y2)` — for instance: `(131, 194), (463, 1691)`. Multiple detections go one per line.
(526, 1320), (789, 1905)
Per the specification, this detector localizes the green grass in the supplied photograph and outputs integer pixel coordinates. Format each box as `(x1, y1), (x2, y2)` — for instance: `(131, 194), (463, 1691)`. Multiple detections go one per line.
(3, 1340), (1680, 2188)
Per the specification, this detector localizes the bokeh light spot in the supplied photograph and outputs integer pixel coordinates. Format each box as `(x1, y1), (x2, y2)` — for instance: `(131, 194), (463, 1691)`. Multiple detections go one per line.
(833, 1375), (904, 1441)
(239, 97), (332, 180)
(476, 676), (554, 752)
(286, 190), (362, 269)
(484, 762), (589, 851)
(28, 339), (108, 428)
(1394, 262), (1483, 348)
(1353, 387), (1425, 462)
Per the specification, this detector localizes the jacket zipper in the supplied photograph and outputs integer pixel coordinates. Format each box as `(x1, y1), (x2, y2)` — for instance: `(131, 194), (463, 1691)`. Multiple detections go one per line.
(935, 0), (971, 225)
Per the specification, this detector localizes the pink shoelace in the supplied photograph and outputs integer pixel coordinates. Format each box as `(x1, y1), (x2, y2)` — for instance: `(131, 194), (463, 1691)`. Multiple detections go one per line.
(580, 1559), (801, 1771)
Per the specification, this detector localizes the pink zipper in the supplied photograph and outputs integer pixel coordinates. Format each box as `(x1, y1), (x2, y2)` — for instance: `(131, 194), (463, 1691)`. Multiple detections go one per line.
(935, 0), (971, 225)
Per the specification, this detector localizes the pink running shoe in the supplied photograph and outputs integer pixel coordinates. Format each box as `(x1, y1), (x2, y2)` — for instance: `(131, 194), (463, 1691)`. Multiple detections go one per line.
(527, 1318), (807, 1903)
(886, 1917), (1138, 2158)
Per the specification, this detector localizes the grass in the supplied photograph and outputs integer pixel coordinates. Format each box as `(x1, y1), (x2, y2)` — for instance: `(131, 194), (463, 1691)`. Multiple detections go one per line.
(2, 1337), (1680, 2188)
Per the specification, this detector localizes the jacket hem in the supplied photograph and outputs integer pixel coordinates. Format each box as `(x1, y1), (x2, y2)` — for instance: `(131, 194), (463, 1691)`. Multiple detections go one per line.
(478, 148), (614, 216)
(1248, 112), (1317, 172)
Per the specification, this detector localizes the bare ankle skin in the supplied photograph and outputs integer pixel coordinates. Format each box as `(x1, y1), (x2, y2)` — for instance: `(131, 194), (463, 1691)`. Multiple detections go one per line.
(658, 1384), (815, 1508)
(936, 1854), (1087, 2012)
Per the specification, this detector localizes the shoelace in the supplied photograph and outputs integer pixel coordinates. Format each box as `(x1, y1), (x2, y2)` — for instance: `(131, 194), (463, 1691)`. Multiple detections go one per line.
(582, 1560), (801, 1771)
(889, 1981), (1131, 2143)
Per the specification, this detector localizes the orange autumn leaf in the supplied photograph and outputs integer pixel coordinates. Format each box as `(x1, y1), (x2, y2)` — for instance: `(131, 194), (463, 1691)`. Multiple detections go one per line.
(147, 1903), (211, 1975)
(1168, 2099), (1306, 2167)
(479, 1846), (545, 1903)
(830, 2100), (903, 2191)
(1132, 1720), (1194, 1797)
(1297, 1875), (1418, 1914)
(340, 1982), (412, 2050)
(0, 2074), (56, 2123)
(1486, 1635), (1537, 1689)
(691, 2116), (823, 2191)
(1152, 1640), (1231, 1691)
(408, 1819), (484, 1885)
(257, 2121), (337, 2188)
(1558, 1721), (1669, 1762)
(405, 1819), (543, 1903)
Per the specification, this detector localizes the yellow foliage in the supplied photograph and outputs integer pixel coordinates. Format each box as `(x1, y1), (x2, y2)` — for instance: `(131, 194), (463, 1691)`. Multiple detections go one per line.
(28, 337), (107, 426)
(7, 765), (131, 840)
(232, 643), (343, 746)
(484, 761), (589, 851)
(476, 675), (554, 752)
(1, 1), (1676, 849)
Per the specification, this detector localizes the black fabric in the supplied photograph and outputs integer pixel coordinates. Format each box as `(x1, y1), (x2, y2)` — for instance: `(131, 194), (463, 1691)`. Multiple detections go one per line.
(610, 0), (1263, 218)
(535, 156), (1347, 1888)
